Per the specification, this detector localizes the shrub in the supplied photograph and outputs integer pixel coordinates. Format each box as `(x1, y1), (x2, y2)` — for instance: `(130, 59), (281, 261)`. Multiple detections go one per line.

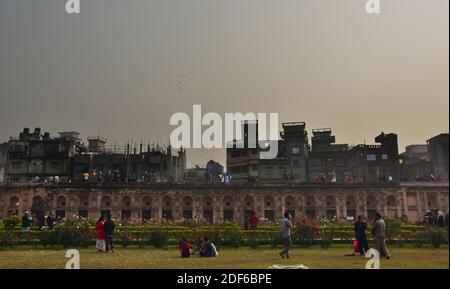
(40, 231), (59, 248)
(246, 231), (262, 249)
(79, 230), (94, 248)
(319, 226), (335, 250)
(148, 231), (168, 248)
(3, 216), (20, 230)
(426, 228), (447, 248)
(297, 223), (318, 247)
(268, 231), (281, 249)
(413, 231), (427, 248)
(120, 232), (131, 248)
(222, 225), (242, 248)
(385, 219), (402, 243)
(0, 231), (19, 249)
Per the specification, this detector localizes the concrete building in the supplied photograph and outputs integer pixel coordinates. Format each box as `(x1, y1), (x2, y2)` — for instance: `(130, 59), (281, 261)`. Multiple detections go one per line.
(401, 145), (429, 161)
(4, 128), (186, 183)
(308, 129), (349, 182)
(427, 133), (449, 181)
(399, 144), (433, 181)
(0, 182), (447, 223)
(227, 121), (309, 182)
(5, 128), (84, 183)
(347, 133), (400, 182)
(73, 145), (186, 183)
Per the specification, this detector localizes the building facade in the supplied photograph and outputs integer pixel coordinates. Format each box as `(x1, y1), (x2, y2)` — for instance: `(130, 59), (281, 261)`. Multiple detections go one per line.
(347, 133), (400, 182)
(227, 122), (401, 183)
(308, 129), (349, 182)
(227, 122), (309, 181)
(4, 128), (186, 183)
(1, 182), (447, 223)
(5, 128), (83, 183)
(427, 133), (449, 181)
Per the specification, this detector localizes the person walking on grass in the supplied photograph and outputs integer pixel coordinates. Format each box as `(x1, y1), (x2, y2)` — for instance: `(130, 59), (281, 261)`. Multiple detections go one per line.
(104, 214), (116, 253)
(279, 212), (293, 259)
(354, 215), (369, 255)
(95, 216), (106, 252)
(371, 212), (390, 259)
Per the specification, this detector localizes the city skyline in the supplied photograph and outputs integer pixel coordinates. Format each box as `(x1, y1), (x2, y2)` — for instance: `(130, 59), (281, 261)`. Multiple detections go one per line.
(1, 0), (448, 167)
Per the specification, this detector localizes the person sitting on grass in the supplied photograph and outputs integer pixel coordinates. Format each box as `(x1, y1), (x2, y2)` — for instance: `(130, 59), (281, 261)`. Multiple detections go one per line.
(200, 237), (218, 257)
(180, 238), (193, 258)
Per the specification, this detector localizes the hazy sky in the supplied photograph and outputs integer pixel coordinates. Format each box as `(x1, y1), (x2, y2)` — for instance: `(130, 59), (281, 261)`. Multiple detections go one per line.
(0, 0), (448, 167)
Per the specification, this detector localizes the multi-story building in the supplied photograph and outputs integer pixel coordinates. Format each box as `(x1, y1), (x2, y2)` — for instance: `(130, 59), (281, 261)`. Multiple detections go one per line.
(399, 144), (433, 181)
(401, 145), (429, 161)
(5, 128), (84, 182)
(227, 122), (401, 183)
(73, 141), (186, 183)
(347, 133), (400, 182)
(427, 133), (449, 181)
(4, 128), (186, 183)
(227, 121), (309, 181)
(308, 129), (349, 182)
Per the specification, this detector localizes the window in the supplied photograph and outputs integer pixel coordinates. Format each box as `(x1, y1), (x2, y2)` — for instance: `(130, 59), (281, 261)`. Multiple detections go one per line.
(292, 147), (300, 155)
(367, 154), (377, 161)
(382, 154), (388, 160)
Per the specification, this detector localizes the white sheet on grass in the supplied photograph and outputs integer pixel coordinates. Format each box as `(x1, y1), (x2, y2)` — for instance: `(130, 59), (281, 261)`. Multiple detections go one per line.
(268, 264), (309, 269)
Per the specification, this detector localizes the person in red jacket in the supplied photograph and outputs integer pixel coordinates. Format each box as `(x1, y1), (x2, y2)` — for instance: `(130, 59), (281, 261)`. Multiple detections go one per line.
(180, 238), (192, 258)
(249, 212), (259, 230)
(95, 216), (106, 252)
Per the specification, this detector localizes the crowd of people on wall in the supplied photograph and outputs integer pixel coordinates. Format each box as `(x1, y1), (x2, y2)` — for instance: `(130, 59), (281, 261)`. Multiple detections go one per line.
(312, 173), (367, 184)
(401, 174), (446, 183)
(83, 169), (160, 183)
(24, 170), (448, 185)
(203, 171), (232, 183)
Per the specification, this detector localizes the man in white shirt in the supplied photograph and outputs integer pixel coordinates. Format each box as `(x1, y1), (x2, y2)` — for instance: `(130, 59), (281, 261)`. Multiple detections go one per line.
(279, 212), (293, 259)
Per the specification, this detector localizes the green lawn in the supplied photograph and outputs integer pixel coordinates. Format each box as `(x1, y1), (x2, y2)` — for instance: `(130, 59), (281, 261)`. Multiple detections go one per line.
(0, 244), (448, 269)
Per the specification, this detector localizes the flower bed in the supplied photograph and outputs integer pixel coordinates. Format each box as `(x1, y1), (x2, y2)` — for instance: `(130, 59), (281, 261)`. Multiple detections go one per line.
(1, 216), (448, 249)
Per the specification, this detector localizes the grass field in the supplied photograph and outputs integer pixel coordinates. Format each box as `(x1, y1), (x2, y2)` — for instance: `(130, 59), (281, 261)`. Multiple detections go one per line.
(0, 244), (448, 269)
